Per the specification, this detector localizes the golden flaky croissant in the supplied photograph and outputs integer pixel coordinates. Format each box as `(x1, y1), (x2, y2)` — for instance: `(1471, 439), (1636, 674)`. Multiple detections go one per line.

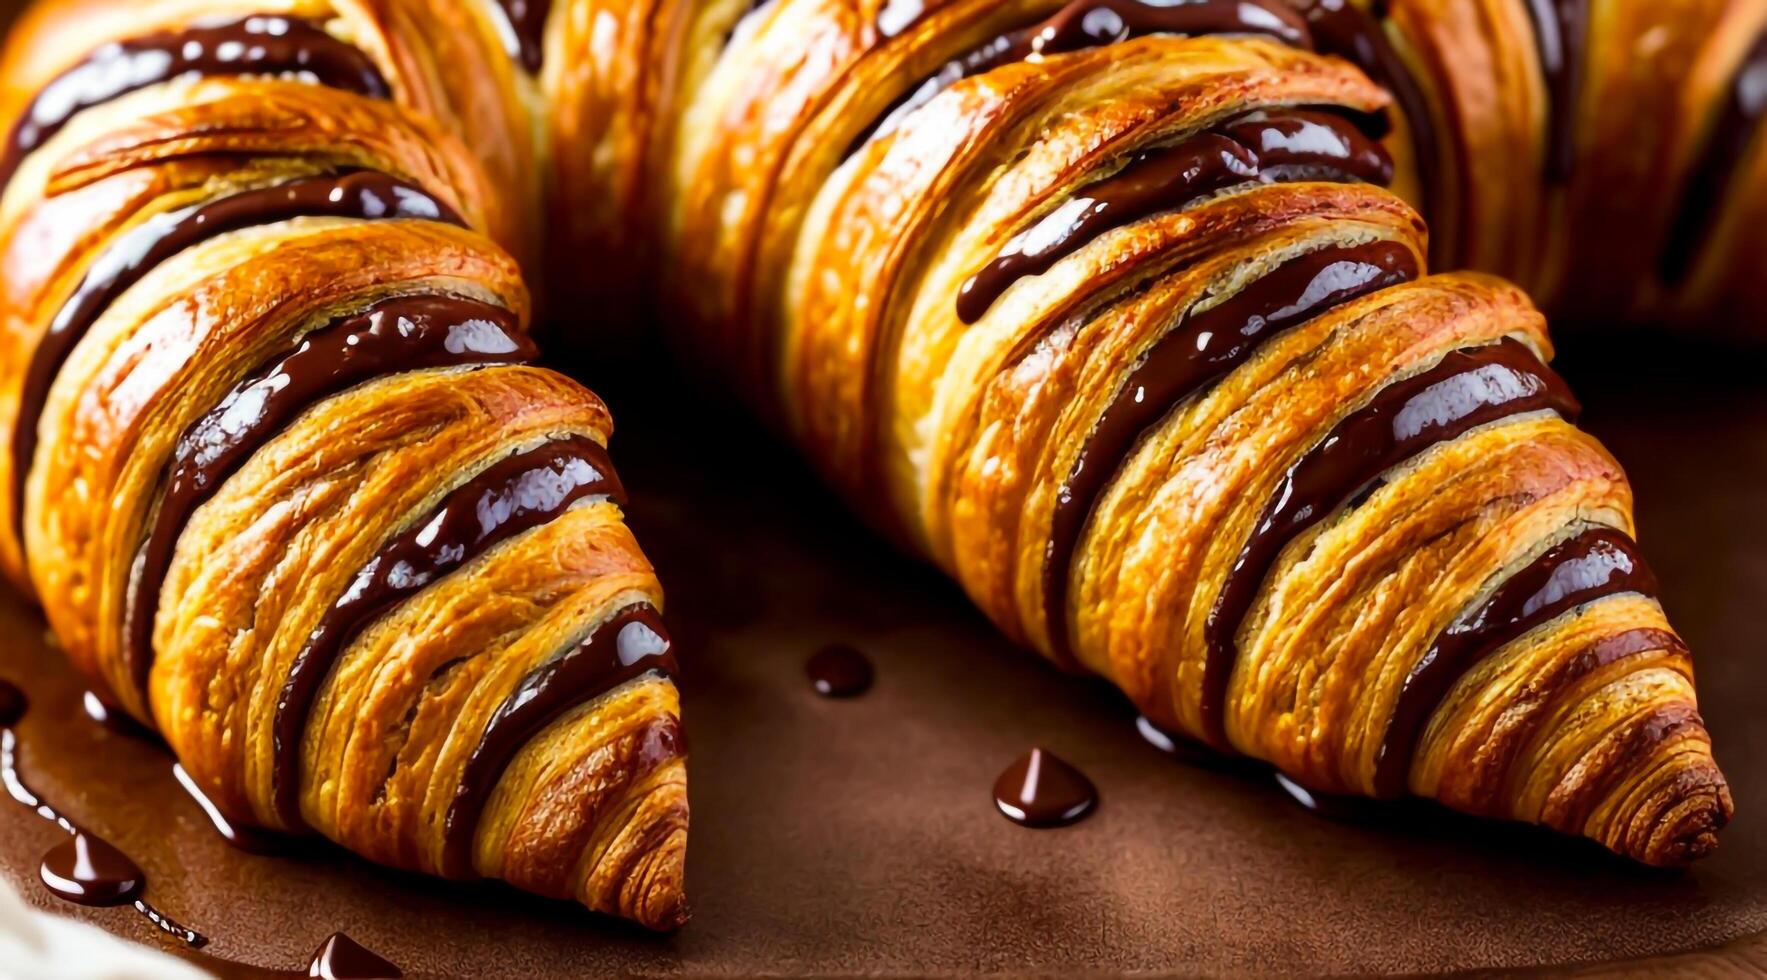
(568, 0), (1732, 864)
(556, 0), (1767, 333)
(0, 2), (687, 929)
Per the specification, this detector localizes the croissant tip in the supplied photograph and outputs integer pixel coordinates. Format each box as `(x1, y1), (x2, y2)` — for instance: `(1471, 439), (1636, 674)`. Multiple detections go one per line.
(1625, 772), (1734, 869)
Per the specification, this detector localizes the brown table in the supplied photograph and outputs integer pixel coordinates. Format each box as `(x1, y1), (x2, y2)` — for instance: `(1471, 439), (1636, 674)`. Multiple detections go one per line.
(0, 338), (1761, 977)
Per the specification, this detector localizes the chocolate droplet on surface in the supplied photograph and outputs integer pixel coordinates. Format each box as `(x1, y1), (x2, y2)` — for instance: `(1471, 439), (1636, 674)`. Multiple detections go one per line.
(806, 643), (874, 698)
(993, 747), (1096, 828)
(307, 932), (403, 979)
(39, 832), (144, 906)
(0, 679), (24, 727)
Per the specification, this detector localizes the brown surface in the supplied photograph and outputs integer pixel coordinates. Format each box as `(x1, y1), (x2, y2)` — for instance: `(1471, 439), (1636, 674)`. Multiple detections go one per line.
(0, 341), (1758, 977)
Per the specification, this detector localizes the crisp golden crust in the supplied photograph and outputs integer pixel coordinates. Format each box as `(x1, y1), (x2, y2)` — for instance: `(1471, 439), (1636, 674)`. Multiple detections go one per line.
(0, 0), (689, 929)
(652, 14), (1733, 865)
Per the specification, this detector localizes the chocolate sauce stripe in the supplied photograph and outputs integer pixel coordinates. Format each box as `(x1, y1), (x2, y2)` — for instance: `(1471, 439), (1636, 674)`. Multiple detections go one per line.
(1522, 0), (1588, 182)
(440, 602), (678, 877)
(956, 108), (1395, 323)
(852, 0), (1313, 154)
(122, 294), (535, 708)
(1301, 0), (1446, 235)
(1493, 626), (1687, 804)
(10, 169), (467, 567)
(1197, 338), (1581, 742)
(1660, 23), (1767, 283)
(493, 0), (556, 73)
(0, 16), (389, 193)
(1040, 239), (1421, 668)
(270, 435), (628, 828)
(1371, 525), (1659, 797)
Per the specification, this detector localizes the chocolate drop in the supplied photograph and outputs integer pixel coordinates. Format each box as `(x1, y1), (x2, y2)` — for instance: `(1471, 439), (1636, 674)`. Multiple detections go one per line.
(39, 831), (144, 906)
(806, 643), (874, 697)
(306, 932), (403, 979)
(992, 747), (1097, 828)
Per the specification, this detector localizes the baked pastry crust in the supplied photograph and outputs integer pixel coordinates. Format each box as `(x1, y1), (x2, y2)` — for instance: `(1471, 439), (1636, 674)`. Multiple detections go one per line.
(0, 0), (687, 929)
(624, 3), (1731, 864)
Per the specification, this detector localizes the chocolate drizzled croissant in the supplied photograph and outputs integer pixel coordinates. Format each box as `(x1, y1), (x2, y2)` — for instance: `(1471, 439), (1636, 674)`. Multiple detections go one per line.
(0, 4), (686, 929)
(626, 3), (1728, 864)
(1283, 0), (1767, 328)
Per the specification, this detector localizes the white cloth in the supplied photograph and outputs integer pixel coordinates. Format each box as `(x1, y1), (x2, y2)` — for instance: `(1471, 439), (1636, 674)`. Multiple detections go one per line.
(0, 874), (208, 980)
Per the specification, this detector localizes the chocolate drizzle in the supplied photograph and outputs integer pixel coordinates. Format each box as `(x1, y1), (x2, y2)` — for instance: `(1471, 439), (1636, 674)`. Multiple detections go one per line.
(1371, 526), (1658, 796)
(956, 110), (1393, 323)
(992, 747), (1097, 827)
(271, 436), (627, 827)
(492, 0), (554, 73)
(857, 0), (1311, 149)
(10, 171), (466, 556)
(1522, 0), (1587, 182)
(0, 678), (206, 946)
(122, 295), (532, 704)
(1660, 26), (1767, 283)
(0, 16), (388, 191)
(1299, 0), (1444, 226)
(1042, 239), (1420, 664)
(440, 604), (677, 877)
(2, 676), (399, 972)
(1198, 339), (1579, 739)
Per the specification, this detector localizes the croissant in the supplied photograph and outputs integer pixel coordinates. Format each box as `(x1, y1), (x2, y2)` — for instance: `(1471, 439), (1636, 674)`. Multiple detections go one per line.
(628, 3), (1732, 863)
(1292, 0), (1767, 327)
(0, 3), (687, 930)
(577, 0), (1767, 333)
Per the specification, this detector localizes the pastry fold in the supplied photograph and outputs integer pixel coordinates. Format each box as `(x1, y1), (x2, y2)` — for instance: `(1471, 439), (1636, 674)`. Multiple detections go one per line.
(0, 1), (687, 929)
(638, 9), (1731, 864)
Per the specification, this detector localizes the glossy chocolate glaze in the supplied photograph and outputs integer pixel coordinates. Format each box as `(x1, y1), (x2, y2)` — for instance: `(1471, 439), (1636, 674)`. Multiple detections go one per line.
(1298, 0), (1444, 226)
(493, 0), (553, 73)
(1660, 26), (1767, 283)
(857, 0), (1311, 149)
(10, 171), (466, 557)
(1371, 526), (1659, 796)
(806, 642), (874, 697)
(0, 678), (206, 946)
(1522, 0), (1587, 182)
(1041, 240), (1419, 666)
(122, 295), (533, 705)
(956, 110), (1393, 323)
(441, 604), (678, 877)
(305, 933), (404, 979)
(1199, 339), (1579, 740)
(0, 16), (388, 191)
(271, 436), (628, 827)
(992, 747), (1097, 827)
(39, 831), (142, 906)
